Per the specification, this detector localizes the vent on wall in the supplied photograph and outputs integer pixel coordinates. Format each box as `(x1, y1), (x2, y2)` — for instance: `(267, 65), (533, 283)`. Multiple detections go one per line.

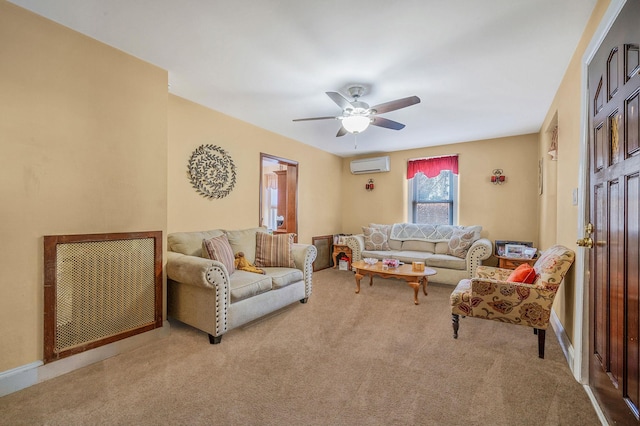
(43, 231), (163, 363)
(350, 156), (390, 174)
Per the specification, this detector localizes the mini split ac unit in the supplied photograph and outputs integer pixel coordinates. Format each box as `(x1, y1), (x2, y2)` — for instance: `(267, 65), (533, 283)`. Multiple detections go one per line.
(350, 156), (390, 174)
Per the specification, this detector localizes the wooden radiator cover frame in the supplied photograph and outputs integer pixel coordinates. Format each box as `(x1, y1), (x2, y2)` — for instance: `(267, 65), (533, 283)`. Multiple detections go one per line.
(43, 231), (163, 363)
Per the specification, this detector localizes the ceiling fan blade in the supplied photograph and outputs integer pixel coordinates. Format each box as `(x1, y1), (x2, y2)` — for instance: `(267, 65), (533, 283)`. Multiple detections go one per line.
(370, 96), (420, 114)
(292, 116), (336, 122)
(371, 116), (405, 130)
(336, 126), (348, 137)
(326, 91), (353, 110)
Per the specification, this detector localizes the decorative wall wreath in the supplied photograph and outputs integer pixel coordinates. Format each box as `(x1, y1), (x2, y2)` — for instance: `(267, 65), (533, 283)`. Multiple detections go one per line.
(188, 144), (237, 199)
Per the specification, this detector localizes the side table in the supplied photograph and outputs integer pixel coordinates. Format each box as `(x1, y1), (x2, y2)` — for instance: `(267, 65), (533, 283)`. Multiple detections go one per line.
(496, 255), (536, 270)
(332, 244), (352, 270)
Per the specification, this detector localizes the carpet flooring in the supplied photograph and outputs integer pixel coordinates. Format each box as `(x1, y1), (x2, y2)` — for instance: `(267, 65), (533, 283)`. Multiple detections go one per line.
(0, 268), (600, 425)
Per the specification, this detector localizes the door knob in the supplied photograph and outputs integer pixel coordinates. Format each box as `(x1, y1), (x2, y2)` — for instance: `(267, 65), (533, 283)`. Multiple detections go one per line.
(576, 237), (594, 248)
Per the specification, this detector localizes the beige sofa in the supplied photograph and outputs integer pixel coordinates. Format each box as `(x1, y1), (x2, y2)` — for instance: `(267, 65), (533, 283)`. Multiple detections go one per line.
(345, 223), (492, 285)
(166, 227), (316, 344)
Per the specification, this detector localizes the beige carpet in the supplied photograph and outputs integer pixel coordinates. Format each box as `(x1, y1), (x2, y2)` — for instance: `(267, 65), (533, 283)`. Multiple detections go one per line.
(1, 268), (600, 425)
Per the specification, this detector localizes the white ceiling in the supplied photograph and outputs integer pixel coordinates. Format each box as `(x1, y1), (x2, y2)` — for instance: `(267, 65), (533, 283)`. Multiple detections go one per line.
(9, 0), (598, 157)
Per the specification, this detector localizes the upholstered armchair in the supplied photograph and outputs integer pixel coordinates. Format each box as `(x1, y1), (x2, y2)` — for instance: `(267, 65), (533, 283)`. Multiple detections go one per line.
(449, 245), (575, 358)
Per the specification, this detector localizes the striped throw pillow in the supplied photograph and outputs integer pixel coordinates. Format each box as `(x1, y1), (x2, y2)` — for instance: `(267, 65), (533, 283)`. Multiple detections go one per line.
(255, 232), (295, 268)
(202, 234), (236, 274)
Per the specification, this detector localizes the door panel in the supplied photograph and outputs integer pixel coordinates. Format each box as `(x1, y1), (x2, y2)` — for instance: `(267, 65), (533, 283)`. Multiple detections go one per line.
(588, 1), (640, 423)
(628, 173), (640, 411)
(593, 183), (607, 367)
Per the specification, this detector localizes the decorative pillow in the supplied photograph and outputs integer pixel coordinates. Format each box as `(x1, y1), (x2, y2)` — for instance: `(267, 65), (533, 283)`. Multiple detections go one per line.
(202, 234), (235, 274)
(363, 226), (390, 251)
(507, 263), (537, 284)
(447, 229), (475, 258)
(255, 232), (295, 268)
(369, 223), (392, 238)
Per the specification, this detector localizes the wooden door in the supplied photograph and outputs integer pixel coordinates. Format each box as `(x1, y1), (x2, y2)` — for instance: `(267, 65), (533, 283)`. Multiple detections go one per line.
(588, 1), (640, 423)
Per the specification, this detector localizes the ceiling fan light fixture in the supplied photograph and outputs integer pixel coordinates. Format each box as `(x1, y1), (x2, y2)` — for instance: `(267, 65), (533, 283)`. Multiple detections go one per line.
(342, 115), (371, 134)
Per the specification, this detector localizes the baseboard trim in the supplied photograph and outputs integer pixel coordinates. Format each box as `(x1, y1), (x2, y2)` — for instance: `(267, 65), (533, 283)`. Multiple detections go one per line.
(0, 361), (43, 397)
(550, 310), (575, 373)
(583, 384), (609, 425)
(0, 320), (170, 397)
(551, 312), (610, 425)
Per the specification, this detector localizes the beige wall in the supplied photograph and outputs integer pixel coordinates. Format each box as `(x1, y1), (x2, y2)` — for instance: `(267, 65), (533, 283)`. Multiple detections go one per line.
(341, 134), (540, 250)
(539, 0), (610, 344)
(167, 95), (343, 243)
(0, 2), (168, 372)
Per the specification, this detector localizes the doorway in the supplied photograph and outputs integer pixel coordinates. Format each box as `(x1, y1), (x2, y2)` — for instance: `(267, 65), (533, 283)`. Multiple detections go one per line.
(259, 153), (298, 239)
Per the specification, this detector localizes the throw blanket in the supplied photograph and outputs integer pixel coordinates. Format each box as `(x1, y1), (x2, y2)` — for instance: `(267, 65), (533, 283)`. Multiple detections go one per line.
(390, 223), (480, 242)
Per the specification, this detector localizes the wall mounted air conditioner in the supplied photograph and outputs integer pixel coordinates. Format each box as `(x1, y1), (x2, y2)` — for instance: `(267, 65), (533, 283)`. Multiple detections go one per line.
(350, 156), (390, 174)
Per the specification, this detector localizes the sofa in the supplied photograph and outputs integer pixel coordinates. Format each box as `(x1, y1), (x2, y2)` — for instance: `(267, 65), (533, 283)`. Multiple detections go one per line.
(166, 227), (317, 344)
(345, 223), (492, 285)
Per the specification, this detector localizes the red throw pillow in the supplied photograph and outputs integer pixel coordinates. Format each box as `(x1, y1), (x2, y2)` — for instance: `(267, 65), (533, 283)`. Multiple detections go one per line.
(507, 263), (537, 284)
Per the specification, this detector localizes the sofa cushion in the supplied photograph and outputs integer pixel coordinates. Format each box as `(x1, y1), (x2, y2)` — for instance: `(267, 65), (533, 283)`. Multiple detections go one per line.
(264, 267), (304, 289)
(448, 229), (475, 258)
(435, 242), (449, 254)
(255, 232), (296, 267)
(387, 251), (432, 264)
(168, 230), (224, 256)
(229, 271), (273, 302)
(202, 234), (236, 274)
(401, 240), (435, 252)
(225, 227), (267, 264)
(361, 250), (392, 260)
(388, 239), (403, 250)
(425, 254), (466, 270)
(363, 226), (390, 251)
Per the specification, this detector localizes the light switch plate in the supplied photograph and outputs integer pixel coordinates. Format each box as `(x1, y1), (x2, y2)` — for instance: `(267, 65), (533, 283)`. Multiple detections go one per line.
(572, 188), (578, 206)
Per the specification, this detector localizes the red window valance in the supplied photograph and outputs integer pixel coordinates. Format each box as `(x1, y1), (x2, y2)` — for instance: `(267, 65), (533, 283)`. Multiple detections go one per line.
(407, 155), (458, 179)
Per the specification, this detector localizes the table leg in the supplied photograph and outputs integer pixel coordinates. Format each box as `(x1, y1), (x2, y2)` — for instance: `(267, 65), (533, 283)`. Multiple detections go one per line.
(408, 281), (420, 305)
(422, 277), (428, 295)
(355, 272), (363, 294)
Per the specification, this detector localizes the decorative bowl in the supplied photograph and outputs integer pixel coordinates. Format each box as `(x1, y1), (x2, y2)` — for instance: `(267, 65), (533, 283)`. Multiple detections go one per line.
(382, 258), (400, 268)
(363, 258), (379, 266)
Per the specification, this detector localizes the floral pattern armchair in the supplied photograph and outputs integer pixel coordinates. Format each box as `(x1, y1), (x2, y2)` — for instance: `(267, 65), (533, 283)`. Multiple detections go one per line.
(449, 245), (575, 358)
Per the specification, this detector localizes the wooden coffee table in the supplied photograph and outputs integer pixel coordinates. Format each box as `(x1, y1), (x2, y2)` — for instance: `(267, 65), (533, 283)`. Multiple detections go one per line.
(352, 260), (437, 305)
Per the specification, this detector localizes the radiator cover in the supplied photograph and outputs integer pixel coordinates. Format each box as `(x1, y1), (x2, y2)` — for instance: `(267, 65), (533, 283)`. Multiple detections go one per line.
(44, 231), (163, 363)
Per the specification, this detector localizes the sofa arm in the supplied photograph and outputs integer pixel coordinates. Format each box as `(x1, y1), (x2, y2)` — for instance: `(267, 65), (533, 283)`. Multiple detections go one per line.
(292, 243), (317, 298)
(166, 251), (232, 338)
(465, 238), (492, 278)
(345, 235), (364, 262)
(166, 251), (231, 290)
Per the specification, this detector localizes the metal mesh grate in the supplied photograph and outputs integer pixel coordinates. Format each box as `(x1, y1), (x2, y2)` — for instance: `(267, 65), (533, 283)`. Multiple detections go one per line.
(55, 238), (156, 353)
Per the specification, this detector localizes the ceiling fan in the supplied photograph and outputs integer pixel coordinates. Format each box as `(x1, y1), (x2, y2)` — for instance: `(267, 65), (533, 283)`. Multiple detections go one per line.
(293, 85), (421, 137)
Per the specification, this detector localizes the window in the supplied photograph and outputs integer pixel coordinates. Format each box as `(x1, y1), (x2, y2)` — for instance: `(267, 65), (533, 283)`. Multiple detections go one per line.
(410, 171), (457, 224)
(407, 155), (458, 225)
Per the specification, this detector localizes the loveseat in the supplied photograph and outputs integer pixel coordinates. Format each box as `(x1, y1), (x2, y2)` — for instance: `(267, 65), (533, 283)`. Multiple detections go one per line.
(345, 223), (492, 285)
(166, 227), (317, 344)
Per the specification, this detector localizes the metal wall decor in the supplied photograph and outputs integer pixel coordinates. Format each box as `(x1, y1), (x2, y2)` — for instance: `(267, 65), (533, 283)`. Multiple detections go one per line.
(188, 144), (237, 199)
